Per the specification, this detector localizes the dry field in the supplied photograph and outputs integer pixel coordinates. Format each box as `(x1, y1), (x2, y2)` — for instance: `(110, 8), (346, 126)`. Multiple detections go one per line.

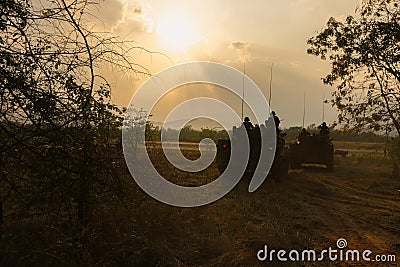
(141, 142), (400, 266)
(2, 142), (399, 266)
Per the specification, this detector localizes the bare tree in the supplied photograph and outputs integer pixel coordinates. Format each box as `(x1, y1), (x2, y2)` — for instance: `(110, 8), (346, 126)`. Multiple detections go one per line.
(0, 0), (161, 259)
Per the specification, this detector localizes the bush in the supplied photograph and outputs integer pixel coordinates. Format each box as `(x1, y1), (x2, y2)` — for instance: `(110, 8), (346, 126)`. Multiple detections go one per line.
(388, 137), (400, 178)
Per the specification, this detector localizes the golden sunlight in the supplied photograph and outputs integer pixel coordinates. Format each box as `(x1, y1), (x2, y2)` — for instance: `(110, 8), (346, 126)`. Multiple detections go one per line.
(156, 12), (198, 53)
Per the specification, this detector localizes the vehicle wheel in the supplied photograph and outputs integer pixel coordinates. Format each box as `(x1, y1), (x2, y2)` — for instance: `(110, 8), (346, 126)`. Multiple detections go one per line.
(290, 160), (301, 169)
(280, 160), (289, 177)
(216, 156), (228, 174)
(326, 161), (334, 172)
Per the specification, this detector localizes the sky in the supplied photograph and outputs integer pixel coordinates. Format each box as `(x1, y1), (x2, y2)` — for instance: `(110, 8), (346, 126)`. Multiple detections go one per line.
(93, 0), (359, 129)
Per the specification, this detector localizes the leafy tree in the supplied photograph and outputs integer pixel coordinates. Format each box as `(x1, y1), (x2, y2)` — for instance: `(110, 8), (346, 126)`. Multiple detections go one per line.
(179, 125), (199, 142)
(146, 121), (161, 145)
(123, 107), (148, 152)
(0, 0), (153, 248)
(200, 127), (228, 142)
(307, 0), (400, 135)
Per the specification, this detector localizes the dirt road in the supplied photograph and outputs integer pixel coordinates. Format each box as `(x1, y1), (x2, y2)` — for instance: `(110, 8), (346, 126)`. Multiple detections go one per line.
(253, 157), (400, 265)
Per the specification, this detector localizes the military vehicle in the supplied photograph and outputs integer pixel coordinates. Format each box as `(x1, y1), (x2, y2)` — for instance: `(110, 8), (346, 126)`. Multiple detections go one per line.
(215, 124), (289, 179)
(289, 134), (334, 171)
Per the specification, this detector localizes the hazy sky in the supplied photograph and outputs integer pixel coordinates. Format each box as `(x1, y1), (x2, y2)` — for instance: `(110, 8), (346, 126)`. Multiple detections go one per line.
(94, 0), (359, 128)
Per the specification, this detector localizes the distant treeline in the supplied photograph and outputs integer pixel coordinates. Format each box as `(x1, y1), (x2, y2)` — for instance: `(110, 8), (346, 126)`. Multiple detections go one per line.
(148, 123), (386, 143)
(147, 124), (229, 143)
(283, 126), (387, 143)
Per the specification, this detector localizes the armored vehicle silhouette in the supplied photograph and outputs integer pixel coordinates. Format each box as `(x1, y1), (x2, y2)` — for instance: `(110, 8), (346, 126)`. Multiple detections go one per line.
(216, 123), (289, 179)
(289, 134), (334, 171)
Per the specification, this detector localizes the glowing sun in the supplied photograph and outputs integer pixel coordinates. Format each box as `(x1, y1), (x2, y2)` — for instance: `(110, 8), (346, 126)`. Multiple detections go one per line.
(156, 12), (198, 53)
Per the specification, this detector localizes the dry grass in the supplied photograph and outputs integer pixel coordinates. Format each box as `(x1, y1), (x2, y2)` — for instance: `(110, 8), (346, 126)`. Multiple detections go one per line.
(2, 143), (399, 266)
(137, 146), (400, 266)
(333, 140), (385, 150)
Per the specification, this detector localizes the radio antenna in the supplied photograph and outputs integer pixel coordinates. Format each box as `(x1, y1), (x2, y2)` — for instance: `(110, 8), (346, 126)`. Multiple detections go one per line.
(268, 63), (273, 107)
(241, 62), (246, 121)
(302, 90), (306, 129)
(322, 91), (325, 122)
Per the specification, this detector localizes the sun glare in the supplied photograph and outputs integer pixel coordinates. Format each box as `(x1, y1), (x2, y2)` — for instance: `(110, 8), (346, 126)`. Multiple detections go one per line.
(156, 12), (198, 53)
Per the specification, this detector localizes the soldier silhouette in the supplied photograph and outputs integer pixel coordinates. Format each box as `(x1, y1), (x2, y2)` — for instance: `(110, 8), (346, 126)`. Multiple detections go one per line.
(298, 128), (310, 143)
(271, 111), (280, 129)
(243, 116), (254, 130)
(318, 122), (329, 136)
(270, 111), (281, 137)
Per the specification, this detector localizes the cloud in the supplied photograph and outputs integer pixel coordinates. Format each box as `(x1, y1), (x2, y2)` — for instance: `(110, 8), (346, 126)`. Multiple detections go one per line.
(228, 41), (252, 63)
(289, 61), (302, 68)
(94, 0), (153, 34)
(93, 0), (124, 29)
(112, 17), (150, 35)
(133, 6), (143, 14)
(229, 41), (249, 51)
